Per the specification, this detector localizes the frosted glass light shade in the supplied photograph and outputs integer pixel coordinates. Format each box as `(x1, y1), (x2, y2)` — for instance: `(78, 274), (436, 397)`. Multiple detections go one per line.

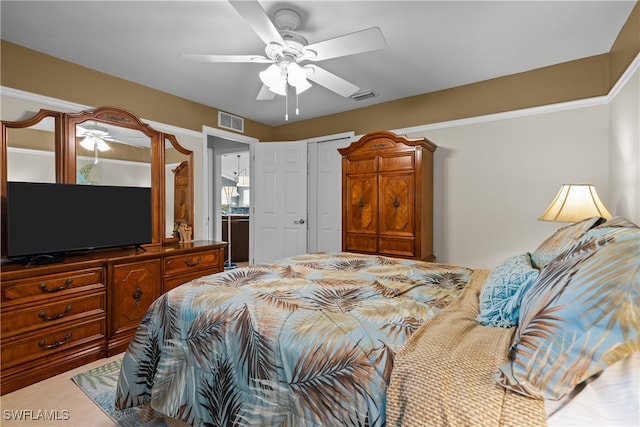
(259, 64), (286, 95)
(539, 184), (612, 222)
(260, 62), (311, 96)
(287, 63), (311, 94)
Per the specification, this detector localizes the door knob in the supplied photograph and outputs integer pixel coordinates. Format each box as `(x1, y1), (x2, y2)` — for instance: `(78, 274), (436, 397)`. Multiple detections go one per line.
(294, 219), (306, 224)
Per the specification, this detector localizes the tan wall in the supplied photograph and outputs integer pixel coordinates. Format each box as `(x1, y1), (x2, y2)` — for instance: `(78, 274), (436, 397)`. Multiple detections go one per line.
(0, 41), (276, 140)
(610, 2), (640, 85)
(271, 54), (610, 140)
(1, 2), (638, 141)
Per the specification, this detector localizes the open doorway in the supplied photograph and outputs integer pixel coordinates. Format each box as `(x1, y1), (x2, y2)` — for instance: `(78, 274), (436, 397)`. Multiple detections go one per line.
(204, 126), (256, 267)
(221, 151), (250, 268)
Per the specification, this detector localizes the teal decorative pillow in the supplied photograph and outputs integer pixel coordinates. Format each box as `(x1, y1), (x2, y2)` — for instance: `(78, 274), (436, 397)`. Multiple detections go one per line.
(531, 216), (605, 269)
(477, 253), (539, 328)
(497, 223), (640, 400)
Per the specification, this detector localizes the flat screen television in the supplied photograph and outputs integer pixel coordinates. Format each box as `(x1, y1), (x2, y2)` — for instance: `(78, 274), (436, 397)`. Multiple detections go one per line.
(6, 181), (152, 262)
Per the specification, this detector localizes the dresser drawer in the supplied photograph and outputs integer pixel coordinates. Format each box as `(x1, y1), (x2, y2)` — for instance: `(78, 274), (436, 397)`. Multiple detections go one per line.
(164, 250), (220, 277)
(1, 317), (105, 369)
(164, 269), (218, 293)
(1, 268), (104, 304)
(1, 292), (105, 338)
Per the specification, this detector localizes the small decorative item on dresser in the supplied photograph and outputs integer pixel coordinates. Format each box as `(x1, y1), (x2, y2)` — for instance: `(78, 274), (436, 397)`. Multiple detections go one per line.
(176, 221), (193, 243)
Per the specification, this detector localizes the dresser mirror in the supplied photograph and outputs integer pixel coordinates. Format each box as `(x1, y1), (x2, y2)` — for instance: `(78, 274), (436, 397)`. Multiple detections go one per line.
(2, 110), (61, 184)
(74, 121), (152, 187)
(164, 134), (193, 241)
(1, 107), (194, 254)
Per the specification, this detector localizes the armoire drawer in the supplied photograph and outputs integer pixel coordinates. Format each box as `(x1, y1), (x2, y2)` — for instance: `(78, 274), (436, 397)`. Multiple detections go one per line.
(164, 250), (220, 277)
(1, 291), (105, 338)
(1, 268), (104, 305)
(378, 237), (416, 258)
(1, 317), (106, 369)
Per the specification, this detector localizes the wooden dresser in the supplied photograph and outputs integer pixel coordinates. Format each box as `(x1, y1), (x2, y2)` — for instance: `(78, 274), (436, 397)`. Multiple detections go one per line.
(339, 131), (436, 261)
(0, 240), (226, 395)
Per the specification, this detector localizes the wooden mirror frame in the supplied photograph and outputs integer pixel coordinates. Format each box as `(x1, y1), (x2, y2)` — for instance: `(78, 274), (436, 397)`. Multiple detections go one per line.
(1, 106), (194, 255)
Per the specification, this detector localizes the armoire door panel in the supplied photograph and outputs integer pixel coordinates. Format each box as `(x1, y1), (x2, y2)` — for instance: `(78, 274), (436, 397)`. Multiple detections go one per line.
(379, 173), (414, 236)
(346, 174), (377, 234)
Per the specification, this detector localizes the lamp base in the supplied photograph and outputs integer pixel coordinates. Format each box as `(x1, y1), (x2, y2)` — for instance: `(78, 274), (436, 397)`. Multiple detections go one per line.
(224, 262), (237, 270)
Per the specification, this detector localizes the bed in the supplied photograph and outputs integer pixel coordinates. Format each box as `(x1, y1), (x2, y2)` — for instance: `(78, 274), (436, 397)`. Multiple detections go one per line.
(116, 216), (639, 426)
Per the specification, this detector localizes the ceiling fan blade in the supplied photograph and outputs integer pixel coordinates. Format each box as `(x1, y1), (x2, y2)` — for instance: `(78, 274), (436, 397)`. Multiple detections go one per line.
(305, 65), (359, 97)
(229, 0), (286, 47)
(304, 27), (386, 61)
(256, 84), (276, 100)
(181, 53), (272, 63)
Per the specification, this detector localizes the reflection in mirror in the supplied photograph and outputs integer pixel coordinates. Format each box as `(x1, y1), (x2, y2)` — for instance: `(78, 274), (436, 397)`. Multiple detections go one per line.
(75, 121), (151, 187)
(6, 116), (56, 183)
(165, 136), (192, 240)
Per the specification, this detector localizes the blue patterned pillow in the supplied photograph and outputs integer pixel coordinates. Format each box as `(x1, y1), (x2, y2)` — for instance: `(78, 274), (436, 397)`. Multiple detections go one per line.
(531, 216), (605, 269)
(477, 253), (539, 328)
(497, 223), (640, 400)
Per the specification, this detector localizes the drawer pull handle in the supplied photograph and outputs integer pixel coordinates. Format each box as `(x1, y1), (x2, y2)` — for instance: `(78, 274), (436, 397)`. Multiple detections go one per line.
(39, 305), (72, 321)
(184, 257), (201, 267)
(39, 279), (73, 293)
(133, 285), (143, 306)
(39, 332), (72, 349)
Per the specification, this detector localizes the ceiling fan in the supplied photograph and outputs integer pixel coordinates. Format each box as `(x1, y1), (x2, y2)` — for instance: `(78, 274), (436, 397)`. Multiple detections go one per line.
(76, 123), (145, 163)
(182, 0), (386, 107)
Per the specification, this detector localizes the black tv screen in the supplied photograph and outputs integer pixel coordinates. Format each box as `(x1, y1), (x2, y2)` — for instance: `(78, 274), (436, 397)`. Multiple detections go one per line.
(6, 182), (152, 259)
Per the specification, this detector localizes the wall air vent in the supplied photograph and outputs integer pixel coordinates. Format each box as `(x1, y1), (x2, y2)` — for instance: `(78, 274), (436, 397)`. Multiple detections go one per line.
(218, 111), (244, 133)
(350, 90), (378, 101)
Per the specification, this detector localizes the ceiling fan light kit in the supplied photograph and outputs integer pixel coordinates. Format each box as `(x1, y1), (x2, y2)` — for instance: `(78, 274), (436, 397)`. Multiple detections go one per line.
(184, 0), (386, 120)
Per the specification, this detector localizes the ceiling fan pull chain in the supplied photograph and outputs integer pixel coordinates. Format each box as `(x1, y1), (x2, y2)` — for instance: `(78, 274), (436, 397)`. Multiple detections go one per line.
(285, 84), (289, 121)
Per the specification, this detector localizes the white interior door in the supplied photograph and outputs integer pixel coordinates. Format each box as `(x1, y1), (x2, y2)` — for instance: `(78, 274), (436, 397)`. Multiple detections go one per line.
(308, 134), (353, 253)
(252, 140), (307, 264)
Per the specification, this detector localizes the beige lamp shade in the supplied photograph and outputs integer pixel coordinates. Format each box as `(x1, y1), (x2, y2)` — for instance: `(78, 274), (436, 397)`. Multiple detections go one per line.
(539, 184), (612, 222)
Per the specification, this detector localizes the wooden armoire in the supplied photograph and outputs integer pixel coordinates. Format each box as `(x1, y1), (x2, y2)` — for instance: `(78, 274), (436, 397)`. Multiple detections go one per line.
(339, 131), (436, 261)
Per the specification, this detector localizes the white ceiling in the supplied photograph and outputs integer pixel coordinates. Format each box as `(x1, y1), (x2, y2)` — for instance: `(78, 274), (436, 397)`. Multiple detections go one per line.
(1, 1), (636, 127)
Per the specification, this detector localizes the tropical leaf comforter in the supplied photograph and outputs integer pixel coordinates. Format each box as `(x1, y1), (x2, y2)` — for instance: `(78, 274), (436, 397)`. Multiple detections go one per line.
(115, 252), (473, 427)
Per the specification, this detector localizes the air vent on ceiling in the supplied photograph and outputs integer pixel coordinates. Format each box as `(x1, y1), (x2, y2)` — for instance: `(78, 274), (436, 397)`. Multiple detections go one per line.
(350, 90), (378, 101)
(218, 111), (244, 133)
